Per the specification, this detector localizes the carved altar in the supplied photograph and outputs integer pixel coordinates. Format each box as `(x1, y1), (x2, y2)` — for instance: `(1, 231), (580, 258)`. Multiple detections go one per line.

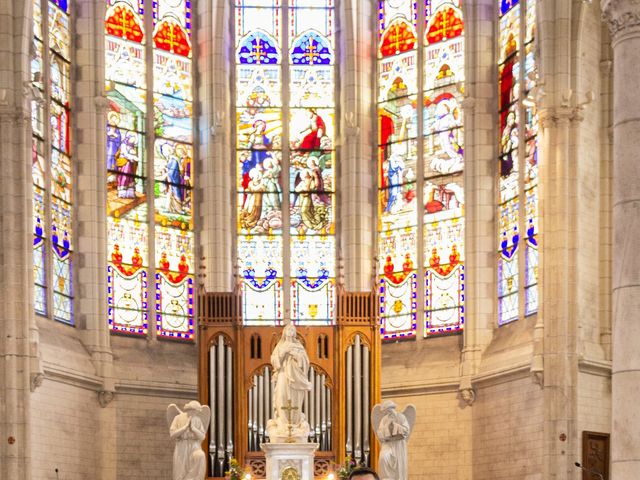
(198, 291), (380, 479)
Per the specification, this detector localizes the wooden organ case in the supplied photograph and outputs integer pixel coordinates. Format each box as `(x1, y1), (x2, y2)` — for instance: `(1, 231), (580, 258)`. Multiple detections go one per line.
(198, 291), (381, 479)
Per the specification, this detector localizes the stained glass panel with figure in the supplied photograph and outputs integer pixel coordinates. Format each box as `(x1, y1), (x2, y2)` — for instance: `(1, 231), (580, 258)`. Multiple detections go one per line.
(423, 0), (465, 336)
(377, 0), (419, 339)
(288, 0), (335, 324)
(152, 0), (195, 339)
(498, 0), (538, 324)
(31, 0), (75, 323)
(106, 0), (149, 334)
(236, 0), (284, 324)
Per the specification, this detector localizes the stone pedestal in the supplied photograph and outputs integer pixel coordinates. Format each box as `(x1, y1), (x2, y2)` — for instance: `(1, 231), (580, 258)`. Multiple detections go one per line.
(261, 443), (318, 480)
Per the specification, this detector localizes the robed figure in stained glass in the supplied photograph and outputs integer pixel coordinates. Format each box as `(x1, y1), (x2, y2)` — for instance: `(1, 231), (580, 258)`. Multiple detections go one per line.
(297, 108), (325, 151)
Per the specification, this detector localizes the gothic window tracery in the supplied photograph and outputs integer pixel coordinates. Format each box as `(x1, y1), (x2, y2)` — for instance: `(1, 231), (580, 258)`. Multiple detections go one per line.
(377, 0), (465, 340)
(31, 0), (75, 324)
(236, 0), (336, 326)
(105, 0), (195, 339)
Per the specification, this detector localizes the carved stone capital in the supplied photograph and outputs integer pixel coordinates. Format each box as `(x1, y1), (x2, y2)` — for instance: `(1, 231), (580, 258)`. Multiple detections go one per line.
(94, 94), (110, 113)
(343, 111), (360, 136)
(458, 376), (476, 406)
(98, 390), (115, 407)
(459, 387), (476, 406)
(602, 0), (640, 41)
(30, 372), (44, 392)
(460, 96), (476, 112)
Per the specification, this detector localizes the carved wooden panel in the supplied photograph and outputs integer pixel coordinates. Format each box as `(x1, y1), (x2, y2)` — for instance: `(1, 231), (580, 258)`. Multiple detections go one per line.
(581, 431), (609, 480)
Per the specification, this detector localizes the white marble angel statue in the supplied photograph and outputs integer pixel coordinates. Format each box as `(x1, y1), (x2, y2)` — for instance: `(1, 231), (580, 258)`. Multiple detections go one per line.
(266, 322), (313, 442)
(167, 401), (211, 480)
(371, 400), (416, 480)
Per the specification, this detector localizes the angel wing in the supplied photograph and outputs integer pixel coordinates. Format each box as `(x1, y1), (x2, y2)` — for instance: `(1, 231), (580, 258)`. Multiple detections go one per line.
(166, 403), (182, 428)
(401, 404), (416, 438)
(371, 404), (384, 441)
(196, 405), (211, 432)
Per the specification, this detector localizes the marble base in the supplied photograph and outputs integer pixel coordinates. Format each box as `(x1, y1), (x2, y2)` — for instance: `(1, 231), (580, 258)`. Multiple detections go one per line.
(261, 442), (319, 480)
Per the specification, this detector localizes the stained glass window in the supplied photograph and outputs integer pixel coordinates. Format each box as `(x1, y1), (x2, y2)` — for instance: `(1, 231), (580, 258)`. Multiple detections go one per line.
(236, 0), (336, 325)
(498, 0), (538, 324)
(105, 0), (194, 339)
(377, 0), (464, 340)
(31, 0), (74, 324)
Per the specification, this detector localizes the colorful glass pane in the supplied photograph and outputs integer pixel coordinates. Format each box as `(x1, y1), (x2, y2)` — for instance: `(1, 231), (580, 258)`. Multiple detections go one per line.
(106, 0), (149, 335)
(377, 0), (418, 338)
(107, 217), (149, 334)
(106, 36), (146, 87)
(31, 0), (74, 322)
(105, 0), (145, 43)
(420, 1), (465, 336)
(33, 184), (47, 316)
(498, 0), (538, 323)
(236, 0), (335, 324)
(152, 0), (195, 338)
(48, 2), (70, 60)
(238, 236), (284, 324)
(290, 236), (335, 323)
(379, 273), (417, 338)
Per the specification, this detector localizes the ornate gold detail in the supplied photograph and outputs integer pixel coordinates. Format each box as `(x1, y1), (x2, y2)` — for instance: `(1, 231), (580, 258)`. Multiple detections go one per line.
(281, 466), (301, 480)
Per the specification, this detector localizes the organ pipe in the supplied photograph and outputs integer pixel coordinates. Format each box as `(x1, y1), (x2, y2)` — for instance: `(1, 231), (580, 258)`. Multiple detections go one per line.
(209, 344), (217, 472)
(354, 334), (362, 463)
(217, 334), (225, 473)
(258, 373), (264, 444)
(346, 344), (353, 456)
(363, 346), (370, 465)
(226, 345), (233, 459)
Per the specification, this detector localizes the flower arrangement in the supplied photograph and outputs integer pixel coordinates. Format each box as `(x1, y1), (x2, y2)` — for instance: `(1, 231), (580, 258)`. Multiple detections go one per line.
(225, 458), (245, 480)
(335, 455), (357, 480)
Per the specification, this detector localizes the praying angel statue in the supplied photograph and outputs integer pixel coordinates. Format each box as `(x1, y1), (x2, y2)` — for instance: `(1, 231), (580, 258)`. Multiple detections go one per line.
(167, 401), (211, 480)
(372, 400), (416, 480)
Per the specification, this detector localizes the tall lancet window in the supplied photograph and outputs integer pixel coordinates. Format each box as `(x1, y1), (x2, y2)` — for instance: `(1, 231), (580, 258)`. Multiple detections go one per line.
(497, 0), (538, 325)
(31, 0), (75, 324)
(377, 0), (465, 340)
(105, 0), (195, 339)
(236, 0), (336, 325)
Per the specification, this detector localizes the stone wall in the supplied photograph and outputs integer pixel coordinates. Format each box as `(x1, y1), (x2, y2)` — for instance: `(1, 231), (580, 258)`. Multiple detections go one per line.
(29, 318), (197, 480)
(31, 380), (101, 479)
(472, 376), (544, 480)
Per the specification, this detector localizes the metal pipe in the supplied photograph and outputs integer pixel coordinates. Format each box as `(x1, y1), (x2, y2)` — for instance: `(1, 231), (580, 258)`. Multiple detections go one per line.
(258, 371), (264, 445)
(363, 346), (370, 465)
(327, 388), (332, 450)
(252, 374), (259, 448)
(265, 367), (271, 427)
(354, 334), (362, 463)
(322, 374), (328, 450)
(226, 345), (233, 459)
(315, 371), (321, 440)
(217, 336), (225, 474)
(309, 367), (315, 442)
(248, 386), (254, 451)
(209, 345), (217, 472)
(346, 344), (353, 455)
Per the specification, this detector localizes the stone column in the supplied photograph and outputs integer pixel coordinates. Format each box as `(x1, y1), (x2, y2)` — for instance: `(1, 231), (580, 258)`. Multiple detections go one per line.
(197, 0), (234, 293)
(602, 1), (640, 477)
(0, 0), (34, 477)
(339, 0), (374, 291)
